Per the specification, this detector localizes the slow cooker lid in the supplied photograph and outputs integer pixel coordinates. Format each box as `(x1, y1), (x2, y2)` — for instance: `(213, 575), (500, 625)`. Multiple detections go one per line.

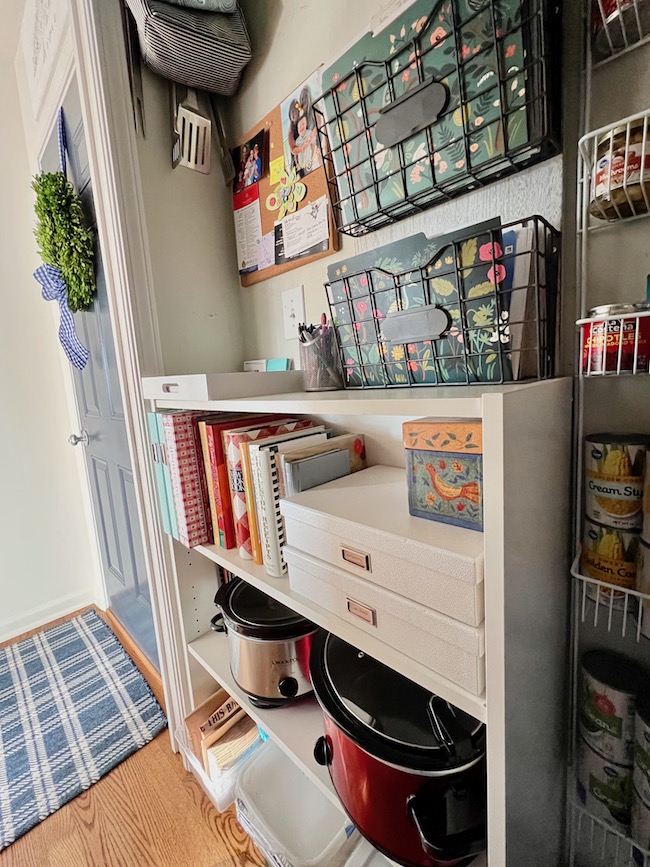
(318, 632), (484, 769)
(224, 581), (314, 637)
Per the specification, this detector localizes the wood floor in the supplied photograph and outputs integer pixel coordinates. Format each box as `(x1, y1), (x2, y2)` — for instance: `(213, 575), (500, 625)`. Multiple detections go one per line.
(0, 609), (264, 867)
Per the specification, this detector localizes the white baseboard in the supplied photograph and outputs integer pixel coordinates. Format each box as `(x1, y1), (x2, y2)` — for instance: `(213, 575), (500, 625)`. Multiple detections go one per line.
(0, 591), (98, 644)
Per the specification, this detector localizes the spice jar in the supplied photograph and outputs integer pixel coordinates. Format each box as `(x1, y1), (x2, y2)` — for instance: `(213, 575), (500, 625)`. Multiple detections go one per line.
(590, 122), (650, 220)
(581, 303), (650, 375)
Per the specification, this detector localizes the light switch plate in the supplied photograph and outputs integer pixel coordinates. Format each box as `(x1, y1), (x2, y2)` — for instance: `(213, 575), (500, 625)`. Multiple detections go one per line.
(282, 285), (305, 341)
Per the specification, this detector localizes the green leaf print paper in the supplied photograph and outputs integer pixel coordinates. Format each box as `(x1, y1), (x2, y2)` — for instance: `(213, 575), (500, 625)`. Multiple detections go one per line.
(316, 0), (532, 232)
(325, 218), (515, 387)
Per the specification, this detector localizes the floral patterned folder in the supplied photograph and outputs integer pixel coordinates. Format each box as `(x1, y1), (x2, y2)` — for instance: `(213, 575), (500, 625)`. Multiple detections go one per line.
(315, 0), (546, 233)
(325, 218), (518, 387)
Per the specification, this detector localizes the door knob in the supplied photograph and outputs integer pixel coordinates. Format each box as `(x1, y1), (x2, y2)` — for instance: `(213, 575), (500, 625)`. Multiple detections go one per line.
(68, 430), (89, 447)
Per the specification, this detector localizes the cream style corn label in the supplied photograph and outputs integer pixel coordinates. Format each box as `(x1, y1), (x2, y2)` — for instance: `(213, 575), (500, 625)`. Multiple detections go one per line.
(585, 438), (646, 530)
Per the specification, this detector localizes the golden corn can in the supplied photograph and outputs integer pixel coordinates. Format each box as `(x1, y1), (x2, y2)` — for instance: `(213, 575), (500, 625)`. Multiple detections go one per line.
(585, 434), (650, 530)
(581, 518), (639, 598)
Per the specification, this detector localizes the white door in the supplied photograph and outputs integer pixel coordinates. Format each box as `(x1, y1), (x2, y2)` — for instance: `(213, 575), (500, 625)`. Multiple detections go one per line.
(41, 78), (159, 669)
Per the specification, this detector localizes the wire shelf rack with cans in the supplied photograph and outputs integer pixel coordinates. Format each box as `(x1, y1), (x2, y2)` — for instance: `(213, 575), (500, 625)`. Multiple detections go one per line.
(324, 214), (559, 389)
(590, 0), (650, 65)
(578, 306), (650, 377)
(312, 0), (561, 237)
(577, 110), (650, 231)
(572, 557), (650, 642)
(569, 800), (650, 867)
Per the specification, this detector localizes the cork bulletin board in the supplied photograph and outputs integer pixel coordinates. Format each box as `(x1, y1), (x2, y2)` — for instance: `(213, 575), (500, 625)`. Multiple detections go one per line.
(234, 100), (340, 288)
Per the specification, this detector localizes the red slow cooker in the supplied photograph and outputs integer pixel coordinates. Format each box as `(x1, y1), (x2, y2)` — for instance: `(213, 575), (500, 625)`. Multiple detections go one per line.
(310, 631), (486, 867)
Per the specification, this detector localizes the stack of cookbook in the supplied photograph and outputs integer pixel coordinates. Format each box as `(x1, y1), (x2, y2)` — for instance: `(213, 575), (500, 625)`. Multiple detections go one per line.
(147, 409), (367, 577)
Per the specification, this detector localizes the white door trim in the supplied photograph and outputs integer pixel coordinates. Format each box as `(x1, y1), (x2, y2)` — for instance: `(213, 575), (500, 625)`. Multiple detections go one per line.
(15, 35), (107, 613)
(63, 0), (194, 740)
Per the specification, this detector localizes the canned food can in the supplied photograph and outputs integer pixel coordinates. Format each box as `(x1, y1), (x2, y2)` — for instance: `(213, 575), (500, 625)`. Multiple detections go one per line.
(580, 650), (650, 766)
(638, 539), (650, 640)
(632, 786), (650, 852)
(576, 733), (632, 832)
(643, 455), (650, 543)
(581, 305), (650, 376)
(581, 517), (639, 604)
(585, 434), (649, 530)
(634, 701), (650, 806)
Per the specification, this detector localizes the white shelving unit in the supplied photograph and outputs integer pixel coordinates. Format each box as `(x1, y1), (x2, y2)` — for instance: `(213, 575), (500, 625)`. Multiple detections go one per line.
(148, 376), (572, 867)
(567, 11), (650, 865)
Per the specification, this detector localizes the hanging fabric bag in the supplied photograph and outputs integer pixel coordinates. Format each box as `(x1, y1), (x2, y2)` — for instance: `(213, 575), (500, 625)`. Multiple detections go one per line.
(125, 0), (251, 96)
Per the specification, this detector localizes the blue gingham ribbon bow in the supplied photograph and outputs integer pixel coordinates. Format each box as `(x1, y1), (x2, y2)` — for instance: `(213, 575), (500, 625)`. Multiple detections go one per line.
(34, 264), (90, 370)
(33, 108), (89, 370)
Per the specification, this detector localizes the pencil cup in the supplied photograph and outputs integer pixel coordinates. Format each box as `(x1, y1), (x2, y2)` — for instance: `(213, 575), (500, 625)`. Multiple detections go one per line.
(298, 330), (343, 391)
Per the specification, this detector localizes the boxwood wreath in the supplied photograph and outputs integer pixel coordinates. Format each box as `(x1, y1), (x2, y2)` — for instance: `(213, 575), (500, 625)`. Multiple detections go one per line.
(32, 171), (95, 312)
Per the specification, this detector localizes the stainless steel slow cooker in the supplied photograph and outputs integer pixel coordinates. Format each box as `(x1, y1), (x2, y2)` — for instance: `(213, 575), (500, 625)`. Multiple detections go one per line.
(215, 579), (317, 708)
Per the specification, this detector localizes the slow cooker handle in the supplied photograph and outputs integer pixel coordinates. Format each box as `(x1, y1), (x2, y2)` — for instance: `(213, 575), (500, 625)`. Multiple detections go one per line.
(407, 792), (486, 861)
(427, 696), (473, 762)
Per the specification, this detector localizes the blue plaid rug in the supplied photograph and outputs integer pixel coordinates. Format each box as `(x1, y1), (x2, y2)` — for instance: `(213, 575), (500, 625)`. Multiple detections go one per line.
(0, 609), (167, 849)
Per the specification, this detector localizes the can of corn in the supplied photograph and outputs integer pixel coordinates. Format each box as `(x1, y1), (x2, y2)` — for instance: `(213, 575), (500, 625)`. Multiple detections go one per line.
(643, 451), (650, 543)
(581, 517), (639, 607)
(585, 434), (649, 531)
(580, 650), (650, 767)
(576, 733), (632, 832)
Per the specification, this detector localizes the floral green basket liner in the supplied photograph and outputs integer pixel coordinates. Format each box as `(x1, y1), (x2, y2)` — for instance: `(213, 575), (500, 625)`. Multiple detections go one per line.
(325, 215), (559, 388)
(314, 0), (558, 235)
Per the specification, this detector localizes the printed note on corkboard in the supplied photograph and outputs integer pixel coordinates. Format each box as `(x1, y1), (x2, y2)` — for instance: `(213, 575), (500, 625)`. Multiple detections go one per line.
(233, 95), (339, 288)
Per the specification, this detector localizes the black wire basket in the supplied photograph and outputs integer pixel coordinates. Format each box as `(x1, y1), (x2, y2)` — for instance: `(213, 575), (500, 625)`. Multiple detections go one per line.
(313, 0), (562, 237)
(324, 215), (560, 388)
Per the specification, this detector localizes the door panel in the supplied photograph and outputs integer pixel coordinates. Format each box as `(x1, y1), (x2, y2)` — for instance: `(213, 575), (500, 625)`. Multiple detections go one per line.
(42, 79), (159, 668)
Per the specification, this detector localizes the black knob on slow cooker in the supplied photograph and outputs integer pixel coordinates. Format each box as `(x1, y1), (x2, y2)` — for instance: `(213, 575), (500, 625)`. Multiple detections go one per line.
(278, 676), (299, 698)
(314, 736), (332, 766)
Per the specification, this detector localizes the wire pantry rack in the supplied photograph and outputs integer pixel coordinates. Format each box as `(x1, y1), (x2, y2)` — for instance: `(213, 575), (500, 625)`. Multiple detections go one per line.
(572, 556), (650, 641)
(578, 307), (650, 376)
(578, 111), (650, 228)
(324, 214), (559, 389)
(569, 800), (650, 866)
(590, 0), (650, 64)
(312, 0), (561, 236)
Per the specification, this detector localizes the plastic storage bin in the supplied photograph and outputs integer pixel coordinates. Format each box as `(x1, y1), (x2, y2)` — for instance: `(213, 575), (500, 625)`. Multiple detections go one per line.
(175, 725), (259, 813)
(235, 740), (358, 867)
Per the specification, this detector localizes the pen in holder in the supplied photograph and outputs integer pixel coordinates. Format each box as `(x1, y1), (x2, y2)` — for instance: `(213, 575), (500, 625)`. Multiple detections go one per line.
(299, 327), (343, 391)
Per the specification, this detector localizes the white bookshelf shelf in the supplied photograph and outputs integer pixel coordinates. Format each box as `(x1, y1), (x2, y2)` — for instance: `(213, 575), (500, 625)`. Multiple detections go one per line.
(151, 381), (544, 419)
(194, 542), (487, 722)
(187, 629), (338, 808)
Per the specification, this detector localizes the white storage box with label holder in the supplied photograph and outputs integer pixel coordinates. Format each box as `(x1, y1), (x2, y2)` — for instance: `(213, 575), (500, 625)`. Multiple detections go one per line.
(279, 465), (485, 627)
(283, 546), (485, 695)
(141, 370), (302, 402)
(235, 740), (359, 867)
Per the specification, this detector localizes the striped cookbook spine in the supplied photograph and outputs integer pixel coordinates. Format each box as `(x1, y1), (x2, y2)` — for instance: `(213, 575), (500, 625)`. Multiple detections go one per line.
(163, 413), (212, 548)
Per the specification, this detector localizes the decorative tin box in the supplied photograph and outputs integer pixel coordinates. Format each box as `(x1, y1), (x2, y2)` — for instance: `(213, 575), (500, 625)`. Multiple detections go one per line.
(403, 418), (484, 531)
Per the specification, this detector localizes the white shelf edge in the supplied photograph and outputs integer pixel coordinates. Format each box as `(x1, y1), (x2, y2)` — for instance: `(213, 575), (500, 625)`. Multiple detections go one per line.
(195, 543), (487, 723)
(187, 629), (342, 809)
(148, 381), (549, 419)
